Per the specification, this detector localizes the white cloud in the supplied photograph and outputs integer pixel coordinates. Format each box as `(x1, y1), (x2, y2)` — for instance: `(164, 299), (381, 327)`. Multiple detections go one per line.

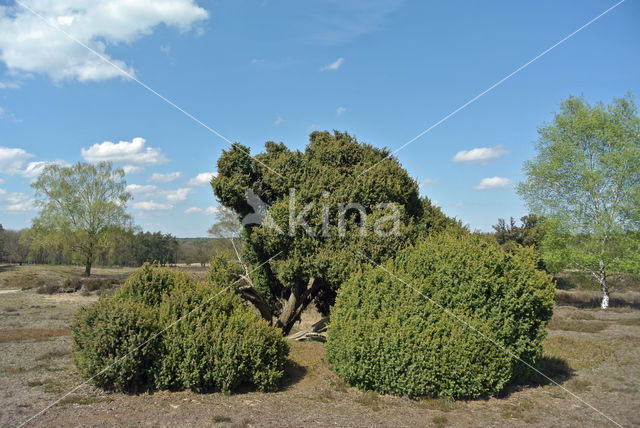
(148, 172), (181, 183)
(81, 137), (167, 167)
(187, 171), (217, 186)
(274, 115), (285, 125)
(184, 206), (203, 214)
(0, 146), (34, 175)
(0, 106), (21, 123)
(122, 165), (143, 174)
(0, 80), (20, 89)
(125, 184), (157, 194)
(0, 1), (209, 82)
(419, 178), (439, 187)
(204, 206), (223, 215)
(20, 161), (49, 178)
(0, 146), (66, 178)
(452, 145), (508, 164)
(166, 187), (193, 202)
(336, 106), (346, 116)
(133, 200), (173, 211)
(0, 190), (34, 213)
(0, 178), (4, 184)
(321, 57), (344, 71)
(473, 177), (513, 190)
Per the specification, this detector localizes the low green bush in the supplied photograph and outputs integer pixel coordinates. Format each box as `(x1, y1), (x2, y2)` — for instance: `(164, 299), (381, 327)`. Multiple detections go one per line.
(155, 280), (288, 392)
(326, 230), (555, 399)
(114, 263), (192, 306)
(71, 298), (161, 392)
(71, 264), (289, 393)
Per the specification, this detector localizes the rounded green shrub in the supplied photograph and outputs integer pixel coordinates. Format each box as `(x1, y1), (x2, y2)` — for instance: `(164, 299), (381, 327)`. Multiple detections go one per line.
(72, 264), (289, 393)
(155, 280), (289, 392)
(326, 230), (554, 399)
(115, 263), (192, 306)
(71, 297), (161, 392)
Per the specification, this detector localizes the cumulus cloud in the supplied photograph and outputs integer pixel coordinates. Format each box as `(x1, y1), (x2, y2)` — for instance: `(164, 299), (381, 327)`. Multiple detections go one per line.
(184, 206), (203, 214)
(336, 106), (346, 116)
(0, 146), (64, 178)
(133, 200), (173, 211)
(81, 137), (167, 167)
(122, 165), (143, 174)
(473, 177), (513, 190)
(166, 187), (193, 202)
(148, 172), (181, 183)
(204, 206), (223, 215)
(0, 1), (209, 82)
(452, 145), (508, 164)
(187, 172), (217, 186)
(20, 161), (48, 178)
(125, 184), (157, 194)
(0, 190), (34, 213)
(321, 57), (343, 71)
(0, 146), (34, 175)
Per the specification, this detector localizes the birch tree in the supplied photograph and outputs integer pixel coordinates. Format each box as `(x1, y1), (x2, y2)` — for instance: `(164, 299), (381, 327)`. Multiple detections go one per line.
(31, 162), (132, 276)
(517, 94), (640, 308)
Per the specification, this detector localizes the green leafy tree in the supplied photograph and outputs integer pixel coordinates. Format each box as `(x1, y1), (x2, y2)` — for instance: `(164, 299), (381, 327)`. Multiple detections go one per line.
(31, 161), (132, 276)
(211, 130), (455, 334)
(131, 231), (179, 266)
(492, 214), (545, 254)
(518, 94), (640, 308)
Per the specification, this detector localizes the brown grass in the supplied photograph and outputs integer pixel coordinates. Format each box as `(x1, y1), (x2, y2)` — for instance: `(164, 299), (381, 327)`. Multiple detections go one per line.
(0, 328), (70, 342)
(543, 335), (612, 370)
(431, 415), (449, 427)
(547, 317), (609, 333)
(555, 290), (640, 309)
(355, 390), (381, 411)
(57, 395), (112, 406)
(1, 264), (639, 427)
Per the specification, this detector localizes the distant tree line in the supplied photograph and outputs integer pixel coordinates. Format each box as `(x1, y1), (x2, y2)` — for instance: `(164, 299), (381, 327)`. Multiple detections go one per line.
(0, 225), (230, 268)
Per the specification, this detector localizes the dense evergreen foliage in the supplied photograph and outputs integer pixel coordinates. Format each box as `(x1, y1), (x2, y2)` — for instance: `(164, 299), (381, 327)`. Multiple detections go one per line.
(71, 264), (288, 393)
(326, 230), (555, 399)
(211, 130), (457, 333)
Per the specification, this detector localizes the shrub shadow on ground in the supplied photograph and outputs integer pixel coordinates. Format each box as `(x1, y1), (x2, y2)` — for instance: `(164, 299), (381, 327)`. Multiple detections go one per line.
(497, 356), (574, 399)
(280, 358), (308, 391)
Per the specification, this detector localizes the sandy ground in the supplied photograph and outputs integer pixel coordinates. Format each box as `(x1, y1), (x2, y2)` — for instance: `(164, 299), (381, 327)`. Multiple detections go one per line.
(1, 264), (639, 427)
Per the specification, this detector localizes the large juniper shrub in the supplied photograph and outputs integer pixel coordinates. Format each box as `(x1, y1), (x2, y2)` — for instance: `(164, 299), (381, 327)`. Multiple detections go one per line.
(326, 230), (554, 399)
(71, 264), (288, 393)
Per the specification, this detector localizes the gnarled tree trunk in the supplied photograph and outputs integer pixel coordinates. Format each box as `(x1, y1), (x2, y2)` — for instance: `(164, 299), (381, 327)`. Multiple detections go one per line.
(274, 277), (320, 335)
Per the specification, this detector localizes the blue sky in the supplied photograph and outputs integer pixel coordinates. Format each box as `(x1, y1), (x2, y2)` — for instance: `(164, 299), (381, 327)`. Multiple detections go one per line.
(0, 0), (639, 237)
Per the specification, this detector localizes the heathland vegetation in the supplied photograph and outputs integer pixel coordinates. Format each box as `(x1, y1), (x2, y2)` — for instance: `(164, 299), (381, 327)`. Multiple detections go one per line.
(1, 94), (638, 426)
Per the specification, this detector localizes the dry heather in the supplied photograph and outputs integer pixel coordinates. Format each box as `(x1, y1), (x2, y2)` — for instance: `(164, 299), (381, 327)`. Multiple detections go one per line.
(1, 264), (639, 427)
